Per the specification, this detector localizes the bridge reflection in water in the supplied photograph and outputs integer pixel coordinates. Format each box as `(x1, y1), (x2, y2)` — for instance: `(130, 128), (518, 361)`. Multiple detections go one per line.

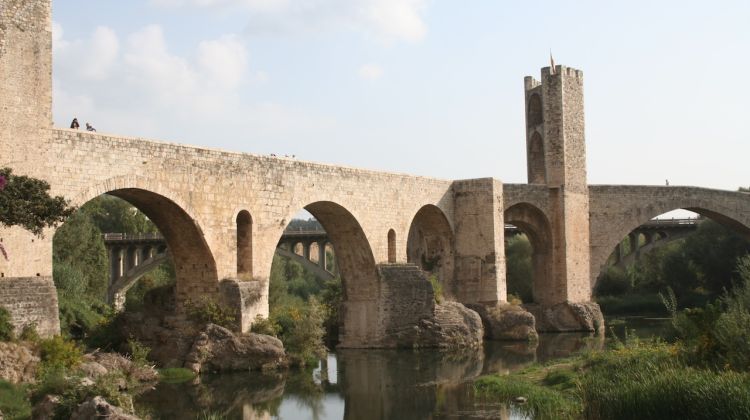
(135, 331), (606, 419)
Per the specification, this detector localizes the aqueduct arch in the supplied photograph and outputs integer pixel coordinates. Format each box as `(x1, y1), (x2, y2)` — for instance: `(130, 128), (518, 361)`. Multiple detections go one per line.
(504, 203), (553, 304)
(272, 201), (380, 347)
(407, 205), (455, 299)
(65, 181), (219, 308)
(589, 186), (750, 287)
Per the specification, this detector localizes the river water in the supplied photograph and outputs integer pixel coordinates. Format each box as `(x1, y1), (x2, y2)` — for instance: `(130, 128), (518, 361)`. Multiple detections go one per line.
(135, 317), (669, 420)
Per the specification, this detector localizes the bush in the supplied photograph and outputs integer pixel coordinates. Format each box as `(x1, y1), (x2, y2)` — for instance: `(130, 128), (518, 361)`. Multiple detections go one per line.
(595, 266), (631, 296)
(19, 324), (40, 342)
(0, 380), (31, 420)
(39, 335), (83, 370)
(272, 297), (327, 366)
(185, 299), (237, 331)
(127, 338), (151, 367)
(250, 315), (280, 337)
(0, 307), (15, 342)
(428, 275), (443, 304)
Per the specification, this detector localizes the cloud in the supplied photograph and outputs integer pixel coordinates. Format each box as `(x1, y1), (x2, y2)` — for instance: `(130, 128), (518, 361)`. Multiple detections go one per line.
(52, 22), (335, 148)
(148, 0), (428, 43)
(358, 63), (383, 80)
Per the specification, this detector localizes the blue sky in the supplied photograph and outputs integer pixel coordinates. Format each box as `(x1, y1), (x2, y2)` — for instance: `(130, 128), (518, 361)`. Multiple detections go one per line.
(52, 0), (750, 190)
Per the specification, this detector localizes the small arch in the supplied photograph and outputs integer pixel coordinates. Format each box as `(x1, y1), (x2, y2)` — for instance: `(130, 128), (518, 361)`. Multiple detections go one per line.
(387, 229), (396, 263)
(528, 131), (546, 184)
(407, 205), (455, 298)
(309, 242), (321, 264)
(236, 210), (253, 280)
(294, 242), (304, 256)
(527, 93), (543, 127)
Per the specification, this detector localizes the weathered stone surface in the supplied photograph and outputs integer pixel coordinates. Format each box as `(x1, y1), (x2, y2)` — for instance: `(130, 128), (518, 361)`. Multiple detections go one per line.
(184, 324), (286, 373)
(376, 265), (483, 348)
(70, 396), (139, 420)
(31, 394), (60, 420)
(0, 277), (60, 338)
(467, 303), (538, 341)
(525, 302), (604, 333)
(82, 351), (159, 383)
(0, 341), (39, 384)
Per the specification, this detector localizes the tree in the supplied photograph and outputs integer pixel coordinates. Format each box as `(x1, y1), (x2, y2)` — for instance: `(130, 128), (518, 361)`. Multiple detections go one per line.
(0, 168), (75, 259)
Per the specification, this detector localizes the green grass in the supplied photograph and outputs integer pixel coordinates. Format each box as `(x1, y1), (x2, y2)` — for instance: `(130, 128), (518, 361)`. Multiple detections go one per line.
(475, 374), (580, 420)
(0, 380), (31, 420)
(158, 368), (197, 384)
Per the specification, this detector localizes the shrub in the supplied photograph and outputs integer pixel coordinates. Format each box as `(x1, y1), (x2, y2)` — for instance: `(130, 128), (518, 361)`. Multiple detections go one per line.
(127, 338), (152, 367)
(39, 335), (83, 370)
(185, 299), (237, 331)
(19, 323), (40, 342)
(273, 297), (327, 366)
(428, 275), (443, 304)
(595, 266), (631, 296)
(0, 380), (31, 420)
(475, 375), (580, 420)
(0, 307), (15, 342)
(250, 315), (280, 337)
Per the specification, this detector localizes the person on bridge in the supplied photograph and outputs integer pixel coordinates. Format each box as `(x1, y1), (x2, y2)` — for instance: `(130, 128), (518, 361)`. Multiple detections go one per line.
(665, 179), (670, 186)
(70, 118), (79, 129)
(86, 122), (96, 132)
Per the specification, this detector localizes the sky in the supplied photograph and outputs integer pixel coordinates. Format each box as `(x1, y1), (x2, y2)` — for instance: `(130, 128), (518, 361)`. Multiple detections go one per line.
(52, 0), (750, 191)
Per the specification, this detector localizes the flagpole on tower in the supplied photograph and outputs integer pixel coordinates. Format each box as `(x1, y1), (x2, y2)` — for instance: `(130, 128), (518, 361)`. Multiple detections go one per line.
(550, 50), (556, 74)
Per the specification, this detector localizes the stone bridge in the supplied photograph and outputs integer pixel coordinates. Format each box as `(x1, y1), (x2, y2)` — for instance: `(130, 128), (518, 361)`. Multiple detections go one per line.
(1, 1), (750, 344)
(608, 218), (701, 269)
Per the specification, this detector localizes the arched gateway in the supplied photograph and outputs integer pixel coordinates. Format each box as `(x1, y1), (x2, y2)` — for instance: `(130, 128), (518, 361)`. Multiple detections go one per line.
(2, 2), (750, 343)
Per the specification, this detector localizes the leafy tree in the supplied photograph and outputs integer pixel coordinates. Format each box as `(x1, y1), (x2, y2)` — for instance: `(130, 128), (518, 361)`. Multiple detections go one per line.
(0, 168), (74, 236)
(506, 234), (533, 303)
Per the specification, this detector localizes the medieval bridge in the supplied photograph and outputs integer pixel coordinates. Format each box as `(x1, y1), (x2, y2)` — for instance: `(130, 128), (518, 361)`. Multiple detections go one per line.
(1, 1), (750, 345)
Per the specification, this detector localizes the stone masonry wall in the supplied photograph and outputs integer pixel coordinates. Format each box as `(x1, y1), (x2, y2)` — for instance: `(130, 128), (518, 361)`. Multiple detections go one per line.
(0, 277), (59, 337)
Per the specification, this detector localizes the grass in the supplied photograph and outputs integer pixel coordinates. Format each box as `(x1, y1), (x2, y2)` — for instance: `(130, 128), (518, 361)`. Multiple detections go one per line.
(0, 380), (31, 420)
(475, 373), (580, 420)
(158, 368), (197, 384)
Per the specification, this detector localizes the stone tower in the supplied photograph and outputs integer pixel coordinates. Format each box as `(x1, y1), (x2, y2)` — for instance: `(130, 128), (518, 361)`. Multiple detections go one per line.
(524, 66), (591, 304)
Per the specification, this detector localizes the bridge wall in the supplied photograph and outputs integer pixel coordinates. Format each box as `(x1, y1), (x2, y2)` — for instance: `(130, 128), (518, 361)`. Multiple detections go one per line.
(589, 185), (750, 287)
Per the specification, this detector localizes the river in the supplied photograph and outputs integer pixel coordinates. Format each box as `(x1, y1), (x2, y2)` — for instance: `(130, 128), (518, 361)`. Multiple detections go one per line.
(135, 317), (669, 419)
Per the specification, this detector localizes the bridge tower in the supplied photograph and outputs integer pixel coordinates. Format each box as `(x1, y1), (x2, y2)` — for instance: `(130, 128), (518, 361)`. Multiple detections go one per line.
(523, 66), (592, 304)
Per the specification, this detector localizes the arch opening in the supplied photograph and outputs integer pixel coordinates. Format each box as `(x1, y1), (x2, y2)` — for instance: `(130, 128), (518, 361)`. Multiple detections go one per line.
(595, 209), (750, 303)
(270, 202), (376, 348)
(504, 203), (553, 305)
(407, 205), (455, 299)
(387, 229), (396, 263)
(527, 131), (546, 184)
(236, 210), (253, 280)
(527, 93), (543, 127)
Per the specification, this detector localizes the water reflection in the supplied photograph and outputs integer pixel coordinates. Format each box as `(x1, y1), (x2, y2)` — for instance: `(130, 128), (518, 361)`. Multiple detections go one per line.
(137, 331), (608, 420)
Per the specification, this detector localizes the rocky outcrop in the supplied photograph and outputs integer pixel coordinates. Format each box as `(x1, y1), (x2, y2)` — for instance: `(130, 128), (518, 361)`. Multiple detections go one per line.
(524, 301), (604, 333)
(184, 324), (287, 374)
(81, 351), (158, 383)
(31, 395), (61, 420)
(376, 265), (484, 348)
(70, 396), (139, 420)
(467, 302), (538, 341)
(0, 341), (39, 383)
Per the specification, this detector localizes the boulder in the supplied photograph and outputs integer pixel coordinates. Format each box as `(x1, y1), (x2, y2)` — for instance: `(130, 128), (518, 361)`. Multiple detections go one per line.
(0, 341), (39, 384)
(184, 324), (287, 373)
(466, 302), (538, 341)
(524, 302), (605, 333)
(82, 351), (158, 383)
(70, 396), (139, 420)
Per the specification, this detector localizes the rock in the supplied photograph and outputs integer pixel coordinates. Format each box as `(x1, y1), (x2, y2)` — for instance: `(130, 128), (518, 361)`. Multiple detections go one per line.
(0, 342), (39, 384)
(466, 302), (538, 341)
(514, 396), (528, 404)
(78, 361), (108, 379)
(31, 394), (60, 420)
(429, 301), (485, 349)
(524, 302), (605, 333)
(82, 351), (158, 383)
(70, 396), (140, 420)
(184, 324), (287, 373)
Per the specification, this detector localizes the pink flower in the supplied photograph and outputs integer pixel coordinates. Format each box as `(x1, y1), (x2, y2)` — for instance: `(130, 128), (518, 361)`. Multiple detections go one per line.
(0, 174), (6, 191)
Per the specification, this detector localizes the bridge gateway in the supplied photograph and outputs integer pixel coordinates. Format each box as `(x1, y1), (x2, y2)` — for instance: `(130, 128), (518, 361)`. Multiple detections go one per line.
(1, 0), (750, 344)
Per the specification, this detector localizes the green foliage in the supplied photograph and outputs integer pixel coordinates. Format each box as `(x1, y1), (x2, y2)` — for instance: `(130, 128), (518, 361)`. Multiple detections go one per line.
(0, 307), (15, 342)
(505, 234), (533, 303)
(124, 262), (175, 312)
(39, 335), (83, 370)
(597, 293), (668, 316)
(594, 266), (632, 296)
(83, 194), (158, 234)
(158, 368), (197, 384)
(19, 324), (40, 342)
(127, 338), (152, 367)
(0, 167), (75, 236)
(185, 299), (237, 331)
(57, 294), (112, 341)
(0, 380), (31, 420)
(272, 297), (327, 366)
(475, 374), (580, 420)
(250, 314), (281, 337)
(428, 274), (443, 303)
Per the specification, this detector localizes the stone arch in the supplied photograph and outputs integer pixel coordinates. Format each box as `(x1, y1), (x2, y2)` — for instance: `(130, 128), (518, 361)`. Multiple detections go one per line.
(66, 176), (218, 308)
(504, 202), (554, 305)
(590, 192), (750, 288)
(527, 93), (543, 127)
(293, 242), (304, 256)
(528, 131), (546, 184)
(236, 210), (253, 280)
(407, 205), (455, 298)
(271, 201), (379, 347)
(387, 229), (396, 263)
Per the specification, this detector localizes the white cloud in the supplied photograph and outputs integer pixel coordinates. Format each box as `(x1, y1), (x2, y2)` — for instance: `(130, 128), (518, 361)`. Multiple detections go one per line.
(358, 63), (383, 80)
(53, 23), (119, 81)
(148, 0), (428, 43)
(197, 35), (248, 89)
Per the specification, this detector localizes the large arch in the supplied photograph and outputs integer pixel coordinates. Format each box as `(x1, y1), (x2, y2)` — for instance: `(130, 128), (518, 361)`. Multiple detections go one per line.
(504, 202), (554, 305)
(270, 201), (379, 347)
(68, 177), (218, 308)
(407, 205), (455, 298)
(589, 186), (750, 287)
